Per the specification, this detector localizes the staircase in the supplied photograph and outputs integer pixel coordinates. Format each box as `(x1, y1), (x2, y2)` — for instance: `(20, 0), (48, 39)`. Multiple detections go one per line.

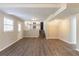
(39, 30), (46, 38)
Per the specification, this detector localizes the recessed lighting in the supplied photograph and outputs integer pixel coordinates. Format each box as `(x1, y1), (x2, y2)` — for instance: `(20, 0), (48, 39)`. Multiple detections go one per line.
(32, 18), (35, 20)
(32, 17), (37, 21)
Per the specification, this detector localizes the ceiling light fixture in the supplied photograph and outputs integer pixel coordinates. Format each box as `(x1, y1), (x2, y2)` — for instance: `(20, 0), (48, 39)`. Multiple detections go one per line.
(32, 17), (37, 21)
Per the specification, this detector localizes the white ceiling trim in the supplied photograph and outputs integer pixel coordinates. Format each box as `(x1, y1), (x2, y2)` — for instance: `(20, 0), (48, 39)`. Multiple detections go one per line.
(0, 3), (61, 8)
(46, 4), (67, 21)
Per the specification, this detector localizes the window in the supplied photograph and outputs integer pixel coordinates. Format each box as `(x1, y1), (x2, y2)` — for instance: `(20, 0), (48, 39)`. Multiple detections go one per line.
(4, 17), (14, 32)
(18, 23), (21, 32)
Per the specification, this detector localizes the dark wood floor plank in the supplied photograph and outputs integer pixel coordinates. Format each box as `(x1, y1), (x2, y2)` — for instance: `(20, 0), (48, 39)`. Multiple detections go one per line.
(0, 38), (79, 56)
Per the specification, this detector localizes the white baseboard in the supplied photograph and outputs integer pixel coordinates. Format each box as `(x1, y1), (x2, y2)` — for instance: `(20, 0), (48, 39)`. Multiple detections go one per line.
(0, 38), (22, 52)
(24, 36), (38, 38)
(75, 49), (79, 51)
(59, 38), (75, 44)
(24, 36), (38, 37)
(46, 37), (59, 39)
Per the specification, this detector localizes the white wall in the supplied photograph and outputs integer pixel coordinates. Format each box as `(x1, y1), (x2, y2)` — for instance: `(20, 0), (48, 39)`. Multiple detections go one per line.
(0, 12), (24, 51)
(45, 16), (76, 46)
(58, 18), (71, 43)
(23, 21), (40, 38)
(58, 16), (76, 44)
(70, 16), (76, 44)
(23, 29), (39, 37)
(45, 20), (60, 39)
(76, 14), (79, 50)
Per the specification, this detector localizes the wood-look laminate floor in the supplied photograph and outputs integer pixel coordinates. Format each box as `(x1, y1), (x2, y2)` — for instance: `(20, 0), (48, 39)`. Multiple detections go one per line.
(0, 38), (79, 56)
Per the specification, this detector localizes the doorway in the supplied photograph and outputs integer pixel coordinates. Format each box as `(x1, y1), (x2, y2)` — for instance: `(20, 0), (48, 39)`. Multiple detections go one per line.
(40, 22), (44, 30)
(39, 22), (45, 38)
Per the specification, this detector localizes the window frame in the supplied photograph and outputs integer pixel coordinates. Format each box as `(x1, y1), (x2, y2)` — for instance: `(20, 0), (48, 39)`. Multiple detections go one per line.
(4, 17), (14, 32)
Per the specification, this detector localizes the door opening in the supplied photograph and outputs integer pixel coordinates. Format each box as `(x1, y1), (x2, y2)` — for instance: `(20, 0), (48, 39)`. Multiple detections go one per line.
(39, 22), (46, 39)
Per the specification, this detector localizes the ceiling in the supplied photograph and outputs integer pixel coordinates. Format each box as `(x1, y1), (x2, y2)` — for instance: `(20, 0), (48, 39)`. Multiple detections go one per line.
(55, 8), (79, 19)
(0, 3), (61, 21)
(0, 3), (79, 21)
(55, 3), (79, 19)
(0, 8), (59, 21)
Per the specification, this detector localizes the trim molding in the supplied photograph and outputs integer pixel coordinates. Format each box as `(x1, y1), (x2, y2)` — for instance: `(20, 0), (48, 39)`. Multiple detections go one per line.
(46, 37), (59, 39)
(59, 38), (75, 45)
(23, 36), (38, 38)
(75, 49), (79, 51)
(23, 37), (38, 39)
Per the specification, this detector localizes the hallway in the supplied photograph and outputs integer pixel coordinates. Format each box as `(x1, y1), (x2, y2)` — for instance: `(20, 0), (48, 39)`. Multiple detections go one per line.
(0, 3), (79, 56)
(0, 38), (79, 56)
